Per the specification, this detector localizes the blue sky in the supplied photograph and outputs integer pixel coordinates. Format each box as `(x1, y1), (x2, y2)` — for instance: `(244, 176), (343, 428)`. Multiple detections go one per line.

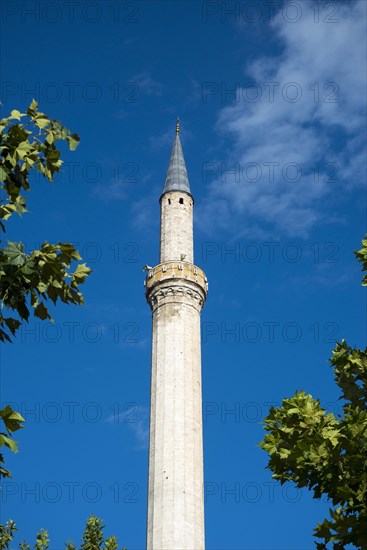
(0, 0), (366, 548)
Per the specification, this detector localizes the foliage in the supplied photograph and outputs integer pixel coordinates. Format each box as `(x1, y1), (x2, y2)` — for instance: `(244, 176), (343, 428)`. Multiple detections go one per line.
(0, 99), (89, 344)
(0, 516), (126, 550)
(260, 235), (367, 548)
(0, 240), (91, 339)
(355, 236), (367, 286)
(80, 516), (123, 550)
(0, 106), (117, 550)
(34, 529), (49, 550)
(0, 521), (17, 549)
(0, 406), (25, 478)
(0, 101), (91, 477)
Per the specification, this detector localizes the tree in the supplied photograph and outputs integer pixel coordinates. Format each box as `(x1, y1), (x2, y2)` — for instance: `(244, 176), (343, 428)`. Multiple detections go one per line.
(260, 236), (367, 548)
(0, 100), (91, 477)
(0, 104), (122, 550)
(0, 515), (126, 550)
(0, 99), (89, 343)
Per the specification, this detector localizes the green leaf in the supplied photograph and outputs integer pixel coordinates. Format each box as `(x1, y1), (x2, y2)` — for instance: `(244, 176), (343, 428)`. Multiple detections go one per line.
(0, 165), (9, 182)
(27, 99), (38, 113)
(72, 263), (92, 286)
(9, 109), (23, 120)
(0, 405), (25, 434)
(66, 133), (80, 151)
(4, 318), (21, 336)
(45, 132), (54, 145)
(58, 243), (81, 262)
(35, 116), (50, 129)
(37, 281), (48, 293)
(34, 302), (51, 320)
(4, 241), (26, 265)
(0, 117), (9, 132)
(15, 140), (33, 160)
(0, 434), (18, 452)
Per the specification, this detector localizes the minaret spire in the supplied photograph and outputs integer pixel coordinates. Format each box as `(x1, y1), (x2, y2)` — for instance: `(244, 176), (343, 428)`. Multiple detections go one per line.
(161, 121), (191, 197)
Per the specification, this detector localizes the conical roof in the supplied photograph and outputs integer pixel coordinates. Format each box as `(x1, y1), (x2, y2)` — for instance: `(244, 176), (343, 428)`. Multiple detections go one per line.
(162, 120), (191, 196)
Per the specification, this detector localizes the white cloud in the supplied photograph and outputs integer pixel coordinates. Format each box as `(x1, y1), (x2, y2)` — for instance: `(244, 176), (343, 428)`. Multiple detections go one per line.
(107, 405), (149, 450)
(93, 166), (151, 203)
(131, 185), (160, 233)
(200, 0), (366, 238)
(92, 178), (128, 201)
(131, 71), (162, 96)
(149, 124), (194, 152)
(149, 128), (175, 151)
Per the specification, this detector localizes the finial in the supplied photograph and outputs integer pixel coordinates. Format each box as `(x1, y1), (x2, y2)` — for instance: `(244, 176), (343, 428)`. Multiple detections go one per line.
(176, 118), (180, 135)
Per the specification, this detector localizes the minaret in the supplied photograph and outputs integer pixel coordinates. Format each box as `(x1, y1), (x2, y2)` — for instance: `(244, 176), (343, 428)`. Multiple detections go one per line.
(145, 120), (208, 550)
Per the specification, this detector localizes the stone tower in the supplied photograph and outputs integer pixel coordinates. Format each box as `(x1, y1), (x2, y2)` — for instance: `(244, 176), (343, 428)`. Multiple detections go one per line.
(145, 120), (208, 550)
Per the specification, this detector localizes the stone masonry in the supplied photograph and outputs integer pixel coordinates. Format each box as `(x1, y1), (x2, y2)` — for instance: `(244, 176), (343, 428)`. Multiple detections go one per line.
(145, 123), (208, 550)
